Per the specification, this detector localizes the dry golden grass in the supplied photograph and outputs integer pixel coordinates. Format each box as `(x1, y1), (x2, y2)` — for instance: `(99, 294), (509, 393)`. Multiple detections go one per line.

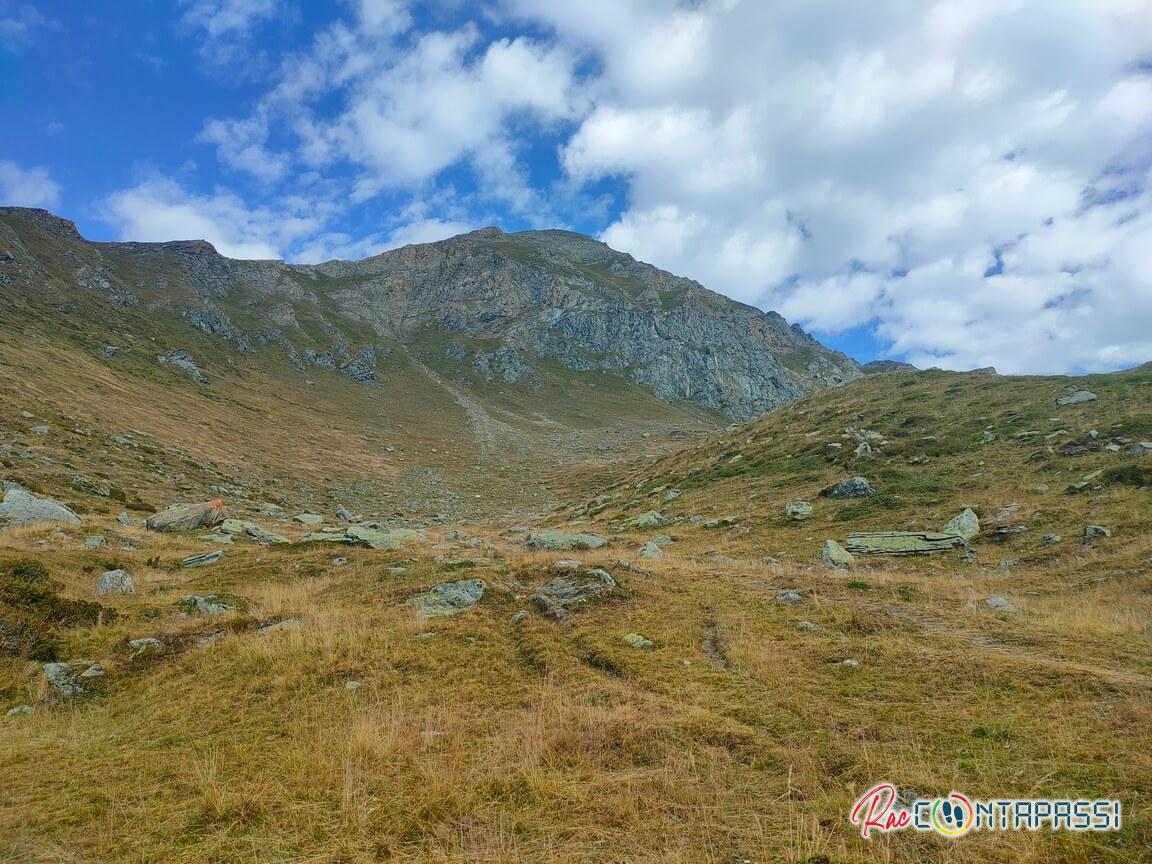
(2, 366), (1151, 862)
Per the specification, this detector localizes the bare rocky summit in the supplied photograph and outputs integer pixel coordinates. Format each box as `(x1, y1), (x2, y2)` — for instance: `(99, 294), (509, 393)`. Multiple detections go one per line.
(0, 208), (858, 420)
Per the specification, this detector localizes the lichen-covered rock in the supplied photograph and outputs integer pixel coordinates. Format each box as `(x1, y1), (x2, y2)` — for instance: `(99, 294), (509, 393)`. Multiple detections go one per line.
(530, 568), (617, 621)
(407, 579), (486, 617)
(95, 569), (134, 596)
(846, 532), (966, 556)
(942, 508), (980, 540)
(785, 501), (813, 521)
(820, 477), (875, 499)
(146, 501), (226, 533)
(1056, 389), (1097, 407)
(526, 531), (607, 551)
(631, 511), (669, 530)
(821, 539), (855, 569)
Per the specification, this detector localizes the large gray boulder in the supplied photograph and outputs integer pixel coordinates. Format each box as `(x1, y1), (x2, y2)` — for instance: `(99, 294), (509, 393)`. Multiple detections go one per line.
(407, 579), (486, 617)
(942, 508), (980, 540)
(846, 532), (966, 556)
(1056, 389), (1097, 407)
(526, 530), (608, 551)
(820, 477), (875, 499)
(0, 484), (82, 527)
(146, 501), (226, 533)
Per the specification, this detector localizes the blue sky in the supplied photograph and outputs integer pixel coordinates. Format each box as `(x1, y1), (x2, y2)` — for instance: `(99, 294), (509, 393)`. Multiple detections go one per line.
(2, 0), (1151, 372)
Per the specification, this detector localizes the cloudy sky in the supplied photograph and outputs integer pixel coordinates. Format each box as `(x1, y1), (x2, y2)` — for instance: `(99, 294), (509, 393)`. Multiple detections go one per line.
(2, 0), (1151, 371)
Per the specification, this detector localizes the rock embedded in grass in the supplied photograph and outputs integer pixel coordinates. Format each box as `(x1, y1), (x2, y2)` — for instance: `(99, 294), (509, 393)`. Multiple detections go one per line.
(985, 596), (1017, 612)
(775, 590), (804, 604)
(631, 511), (669, 530)
(1084, 525), (1112, 541)
(182, 550), (223, 568)
(623, 633), (654, 649)
(819, 477), (875, 499)
(293, 513), (325, 526)
(0, 484), (82, 527)
(1056, 389), (1097, 407)
(942, 508), (980, 540)
(785, 501), (813, 521)
(407, 578), (487, 617)
(526, 530), (607, 551)
(95, 569), (134, 596)
(146, 500), (225, 533)
(639, 541), (664, 559)
(821, 540), (854, 569)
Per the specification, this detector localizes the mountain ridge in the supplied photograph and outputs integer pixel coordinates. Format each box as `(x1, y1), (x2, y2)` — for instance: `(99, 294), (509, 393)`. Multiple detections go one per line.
(0, 206), (860, 421)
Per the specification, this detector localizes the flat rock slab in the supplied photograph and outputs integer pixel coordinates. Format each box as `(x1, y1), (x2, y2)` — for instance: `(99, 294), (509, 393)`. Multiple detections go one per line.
(846, 532), (966, 556)
(526, 531), (608, 551)
(407, 579), (486, 617)
(0, 486), (82, 527)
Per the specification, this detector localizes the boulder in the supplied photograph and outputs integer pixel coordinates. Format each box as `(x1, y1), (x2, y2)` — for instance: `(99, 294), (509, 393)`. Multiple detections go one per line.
(631, 511), (668, 530)
(1084, 525), (1111, 541)
(1128, 442), (1152, 456)
(820, 477), (875, 499)
(845, 532), (966, 556)
(702, 516), (737, 529)
(220, 519), (290, 544)
(821, 539), (855, 569)
(407, 579), (486, 617)
(1056, 389), (1097, 407)
(526, 530), (608, 551)
(43, 661), (93, 696)
(531, 568), (617, 621)
(942, 508), (980, 540)
(0, 484), (82, 527)
(335, 505), (358, 523)
(785, 501), (814, 521)
(638, 541), (664, 559)
(146, 500), (226, 533)
(294, 513), (324, 526)
(95, 569), (134, 596)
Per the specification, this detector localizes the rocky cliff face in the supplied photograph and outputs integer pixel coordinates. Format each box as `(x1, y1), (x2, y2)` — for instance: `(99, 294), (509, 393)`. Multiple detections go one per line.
(0, 208), (859, 420)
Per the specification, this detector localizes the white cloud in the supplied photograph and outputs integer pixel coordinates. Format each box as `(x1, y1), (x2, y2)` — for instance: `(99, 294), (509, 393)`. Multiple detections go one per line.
(180, 0), (276, 39)
(103, 178), (316, 259)
(525, 0), (1152, 372)
(0, 161), (61, 208)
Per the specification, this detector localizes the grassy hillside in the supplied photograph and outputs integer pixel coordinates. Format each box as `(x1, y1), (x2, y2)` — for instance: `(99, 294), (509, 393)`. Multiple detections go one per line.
(1, 367), (1149, 863)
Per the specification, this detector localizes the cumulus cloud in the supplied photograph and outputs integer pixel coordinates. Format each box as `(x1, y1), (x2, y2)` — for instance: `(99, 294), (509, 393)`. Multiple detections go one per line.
(0, 161), (61, 208)
(527, 0), (1152, 372)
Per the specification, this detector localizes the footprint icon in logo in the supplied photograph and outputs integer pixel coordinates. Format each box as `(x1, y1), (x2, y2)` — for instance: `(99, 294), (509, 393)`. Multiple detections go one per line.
(932, 794), (973, 836)
(941, 800), (962, 828)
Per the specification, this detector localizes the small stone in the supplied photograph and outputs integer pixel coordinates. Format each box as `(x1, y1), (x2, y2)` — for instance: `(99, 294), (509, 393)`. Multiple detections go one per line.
(1041, 533), (1062, 545)
(116, 513), (135, 526)
(985, 596), (1017, 612)
(785, 501), (814, 521)
(795, 620), (819, 632)
(294, 513), (324, 525)
(80, 663), (104, 678)
(30, 425), (49, 435)
(84, 535), (107, 550)
(839, 658), (860, 668)
(623, 633), (654, 650)
(702, 516), (737, 529)
(345, 680), (362, 691)
(1084, 525), (1111, 541)
(180, 595), (236, 616)
(981, 431), (996, 444)
(335, 505), (358, 523)
(6, 705), (33, 717)
(128, 637), (162, 651)
(510, 610), (529, 624)
(256, 618), (303, 636)
(775, 590), (804, 604)
(407, 578), (486, 617)
(182, 550), (223, 568)
(821, 539), (854, 569)
(96, 569), (135, 595)
(552, 559), (582, 572)
(332, 557), (349, 567)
